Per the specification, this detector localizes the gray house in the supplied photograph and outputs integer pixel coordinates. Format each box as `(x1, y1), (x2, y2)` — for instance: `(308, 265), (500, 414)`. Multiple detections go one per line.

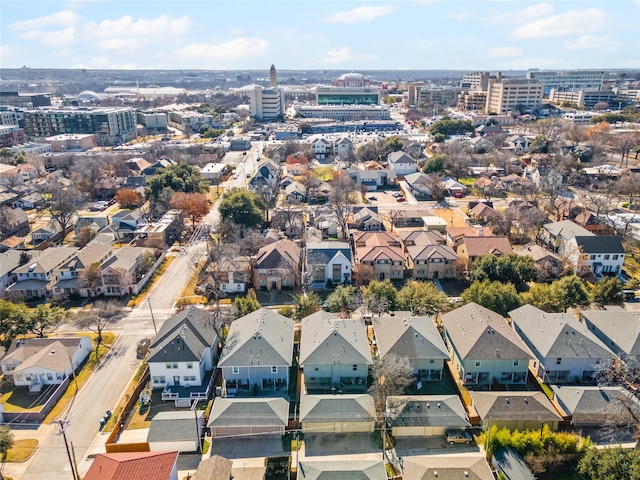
(442, 302), (535, 387)
(581, 310), (640, 370)
(298, 460), (387, 480)
(300, 312), (372, 392)
(300, 394), (376, 433)
(372, 314), (449, 384)
(218, 308), (295, 395)
(509, 304), (615, 384)
(471, 391), (563, 431)
(386, 395), (470, 437)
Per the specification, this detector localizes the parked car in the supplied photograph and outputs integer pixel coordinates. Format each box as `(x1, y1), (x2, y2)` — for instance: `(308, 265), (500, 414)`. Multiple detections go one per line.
(368, 196), (377, 201)
(136, 338), (151, 358)
(445, 428), (472, 445)
(396, 196), (406, 202)
(392, 192), (402, 198)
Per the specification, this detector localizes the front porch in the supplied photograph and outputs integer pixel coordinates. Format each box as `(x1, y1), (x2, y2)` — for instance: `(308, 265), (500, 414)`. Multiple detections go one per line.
(161, 371), (213, 403)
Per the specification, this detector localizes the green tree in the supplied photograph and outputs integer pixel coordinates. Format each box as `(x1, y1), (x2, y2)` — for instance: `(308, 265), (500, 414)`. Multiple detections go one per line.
(461, 280), (521, 316)
(591, 276), (624, 307)
(470, 254), (536, 286)
(27, 304), (66, 337)
(422, 154), (448, 174)
(578, 447), (640, 480)
(0, 424), (15, 476)
(528, 135), (551, 154)
(293, 292), (322, 320)
(364, 279), (398, 315)
(218, 188), (265, 228)
(519, 283), (562, 313)
(429, 117), (474, 137)
(325, 284), (357, 318)
(145, 163), (209, 200)
(383, 136), (404, 153)
(432, 133), (446, 143)
(233, 289), (261, 318)
(552, 275), (589, 312)
(397, 280), (450, 316)
(0, 300), (29, 348)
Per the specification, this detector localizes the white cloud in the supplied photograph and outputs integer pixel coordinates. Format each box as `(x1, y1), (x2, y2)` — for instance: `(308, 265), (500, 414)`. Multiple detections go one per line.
(10, 10), (81, 30)
(174, 37), (269, 61)
(563, 35), (622, 52)
(484, 3), (554, 25)
(317, 46), (376, 65)
(486, 46), (524, 58)
(230, 27), (245, 36)
(323, 5), (395, 24)
(16, 27), (78, 47)
(0, 45), (29, 67)
(449, 11), (471, 21)
(513, 8), (607, 39)
(85, 15), (191, 41)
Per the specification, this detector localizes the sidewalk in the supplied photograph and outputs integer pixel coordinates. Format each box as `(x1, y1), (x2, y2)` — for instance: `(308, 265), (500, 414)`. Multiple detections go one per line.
(3, 422), (56, 480)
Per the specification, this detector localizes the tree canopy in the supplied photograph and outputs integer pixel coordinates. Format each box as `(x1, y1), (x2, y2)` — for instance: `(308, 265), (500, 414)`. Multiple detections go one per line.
(429, 117), (474, 137)
(461, 280), (521, 316)
(397, 280), (450, 316)
(325, 284), (358, 318)
(145, 163), (209, 200)
(578, 447), (640, 480)
(218, 188), (265, 228)
(364, 279), (397, 315)
(233, 290), (261, 318)
(470, 254), (536, 286)
(591, 276), (624, 307)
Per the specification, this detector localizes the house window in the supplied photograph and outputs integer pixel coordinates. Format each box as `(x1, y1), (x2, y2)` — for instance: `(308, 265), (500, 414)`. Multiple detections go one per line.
(314, 367), (319, 371)
(474, 361), (481, 367)
(429, 359), (435, 364)
(590, 255), (596, 260)
(232, 366), (239, 375)
(604, 255), (610, 260)
(187, 363), (193, 369)
(47, 373), (53, 381)
(184, 375), (196, 382)
(271, 366), (278, 374)
(353, 364), (358, 371)
(513, 360), (519, 367)
(56, 373), (63, 380)
(165, 362), (178, 369)
(613, 255), (619, 260)
(556, 358), (562, 365)
(152, 376), (166, 384)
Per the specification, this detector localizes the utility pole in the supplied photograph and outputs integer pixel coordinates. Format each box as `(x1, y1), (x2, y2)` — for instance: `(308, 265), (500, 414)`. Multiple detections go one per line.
(148, 297), (158, 335)
(54, 420), (78, 480)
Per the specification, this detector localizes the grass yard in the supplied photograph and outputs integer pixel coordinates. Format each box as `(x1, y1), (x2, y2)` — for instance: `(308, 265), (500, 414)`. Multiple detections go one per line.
(177, 262), (207, 306)
(0, 385), (56, 413)
(623, 239), (640, 281)
(6, 438), (39, 463)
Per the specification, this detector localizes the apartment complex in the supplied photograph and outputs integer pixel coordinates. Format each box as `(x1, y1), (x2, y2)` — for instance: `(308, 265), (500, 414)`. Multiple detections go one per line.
(23, 107), (136, 145)
(316, 87), (380, 105)
(485, 79), (544, 114)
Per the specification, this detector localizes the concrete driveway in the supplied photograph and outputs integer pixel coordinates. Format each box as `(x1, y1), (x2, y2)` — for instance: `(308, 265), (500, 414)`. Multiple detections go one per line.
(302, 433), (377, 458)
(394, 436), (480, 457)
(211, 434), (285, 459)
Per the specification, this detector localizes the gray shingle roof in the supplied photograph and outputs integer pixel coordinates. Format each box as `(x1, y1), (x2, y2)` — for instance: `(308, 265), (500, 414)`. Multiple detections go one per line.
(573, 235), (625, 254)
(543, 220), (592, 240)
(208, 397), (289, 427)
(509, 304), (615, 360)
(298, 460), (387, 480)
(191, 455), (233, 480)
(307, 241), (351, 264)
(471, 391), (562, 422)
(581, 310), (640, 358)
(442, 303), (535, 361)
(402, 455), (494, 480)
(300, 394), (376, 424)
(147, 411), (203, 443)
(148, 306), (218, 363)
(407, 244), (457, 262)
(552, 386), (640, 419)
(218, 308), (294, 368)
(13, 247), (78, 274)
(386, 395), (469, 428)
(372, 315), (449, 362)
(299, 313), (372, 366)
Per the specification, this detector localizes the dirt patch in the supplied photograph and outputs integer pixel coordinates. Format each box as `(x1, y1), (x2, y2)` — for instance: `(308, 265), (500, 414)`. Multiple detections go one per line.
(431, 208), (469, 228)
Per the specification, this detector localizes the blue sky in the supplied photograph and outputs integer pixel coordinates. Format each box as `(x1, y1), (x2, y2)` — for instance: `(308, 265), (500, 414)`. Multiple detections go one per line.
(1, 1), (639, 70)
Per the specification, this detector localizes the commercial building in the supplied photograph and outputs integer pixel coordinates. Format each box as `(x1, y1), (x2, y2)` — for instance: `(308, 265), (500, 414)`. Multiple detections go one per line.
(237, 84), (285, 120)
(167, 111), (217, 133)
(44, 133), (95, 152)
(295, 104), (390, 121)
(316, 86), (380, 105)
(0, 107), (25, 127)
(526, 70), (604, 95)
(407, 84), (460, 107)
(485, 79), (544, 114)
(23, 107), (136, 146)
(548, 89), (622, 110)
(0, 125), (24, 147)
(460, 72), (502, 90)
(137, 112), (168, 133)
(331, 72), (372, 88)
(0, 92), (51, 108)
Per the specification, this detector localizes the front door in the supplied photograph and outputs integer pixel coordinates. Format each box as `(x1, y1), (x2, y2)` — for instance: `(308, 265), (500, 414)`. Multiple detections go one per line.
(173, 376), (180, 386)
(379, 272), (385, 280)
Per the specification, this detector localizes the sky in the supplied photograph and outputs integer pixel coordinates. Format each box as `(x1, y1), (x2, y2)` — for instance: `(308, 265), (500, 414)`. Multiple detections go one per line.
(1, 0), (639, 71)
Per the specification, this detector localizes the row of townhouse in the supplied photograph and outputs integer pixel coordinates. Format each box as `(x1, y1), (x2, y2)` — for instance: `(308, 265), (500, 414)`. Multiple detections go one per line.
(4, 243), (155, 299)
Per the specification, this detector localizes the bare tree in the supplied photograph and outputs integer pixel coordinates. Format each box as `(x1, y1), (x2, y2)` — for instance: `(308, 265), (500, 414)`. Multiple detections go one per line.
(611, 133), (639, 167)
(40, 181), (83, 244)
(329, 174), (357, 239)
(368, 354), (415, 419)
(75, 300), (124, 347)
(380, 209), (402, 232)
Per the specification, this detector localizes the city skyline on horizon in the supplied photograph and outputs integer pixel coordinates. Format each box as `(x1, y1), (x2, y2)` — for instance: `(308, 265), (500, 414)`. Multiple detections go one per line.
(1, 1), (639, 72)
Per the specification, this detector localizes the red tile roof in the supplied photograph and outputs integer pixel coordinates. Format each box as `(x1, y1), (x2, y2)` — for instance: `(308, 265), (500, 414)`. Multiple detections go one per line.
(84, 451), (178, 480)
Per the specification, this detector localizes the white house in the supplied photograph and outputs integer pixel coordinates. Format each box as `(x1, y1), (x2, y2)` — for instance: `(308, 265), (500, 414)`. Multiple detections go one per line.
(306, 241), (352, 289)
(566, 235), (625, 277)
(335, 137), (354, 160)
(387, 151), (418, 176)
(311, 137), (332, 160)
(147, 307), (219, 403)
(1, 337), (92, 393)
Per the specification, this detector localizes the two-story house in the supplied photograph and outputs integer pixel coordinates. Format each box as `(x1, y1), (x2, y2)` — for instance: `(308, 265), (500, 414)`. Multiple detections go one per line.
(456, 236), (512, 273)
(99, 245), (156, 296)
(335, 137), (355, 160)
(8, 246), (79, 299)
(372, 314), (449, 383)
(352, 231), (404, 281)
(387, 151), (417, 176)
(567, 235), (625, 277)
(306, 241), (351, 289)
(147, 306), (219, 403)
(51, 243), (114, 298)
(311, 137), (332, 160)
(539, 220), (592, 256)
(581, 310), (640, 371)
(405, 243), (458, 280)
(0, 250), (37, 298)
(509, 304), (615, 384)
(300, 311), (372, 392)
(218, 308), (295, 395)
(253, 239), (301, 291)
(442, 302), (535, 387)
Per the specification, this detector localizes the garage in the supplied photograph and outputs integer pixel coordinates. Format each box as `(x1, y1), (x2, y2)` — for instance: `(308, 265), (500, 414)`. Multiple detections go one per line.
(387, 395), (470, 438)
(300, 394), (376, 434)
(208, 397), (289, 438)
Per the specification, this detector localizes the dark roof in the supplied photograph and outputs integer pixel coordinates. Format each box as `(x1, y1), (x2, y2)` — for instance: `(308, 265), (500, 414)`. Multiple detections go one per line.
(300, 394), (376, 424)
(300, 314), (372, 366)
(574, 235), (625, 254)
(208, 397), (289, 427)
(147, 411), (203, 443)
(298, 460), (387, 480)
(307, 241), (351, 264)
(372, 315), (449, 362)
(471, 391), (562, 423)
(387, 395), (469, 428)
(492, 448), (535, 480)
(148, 307), (218, 363)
